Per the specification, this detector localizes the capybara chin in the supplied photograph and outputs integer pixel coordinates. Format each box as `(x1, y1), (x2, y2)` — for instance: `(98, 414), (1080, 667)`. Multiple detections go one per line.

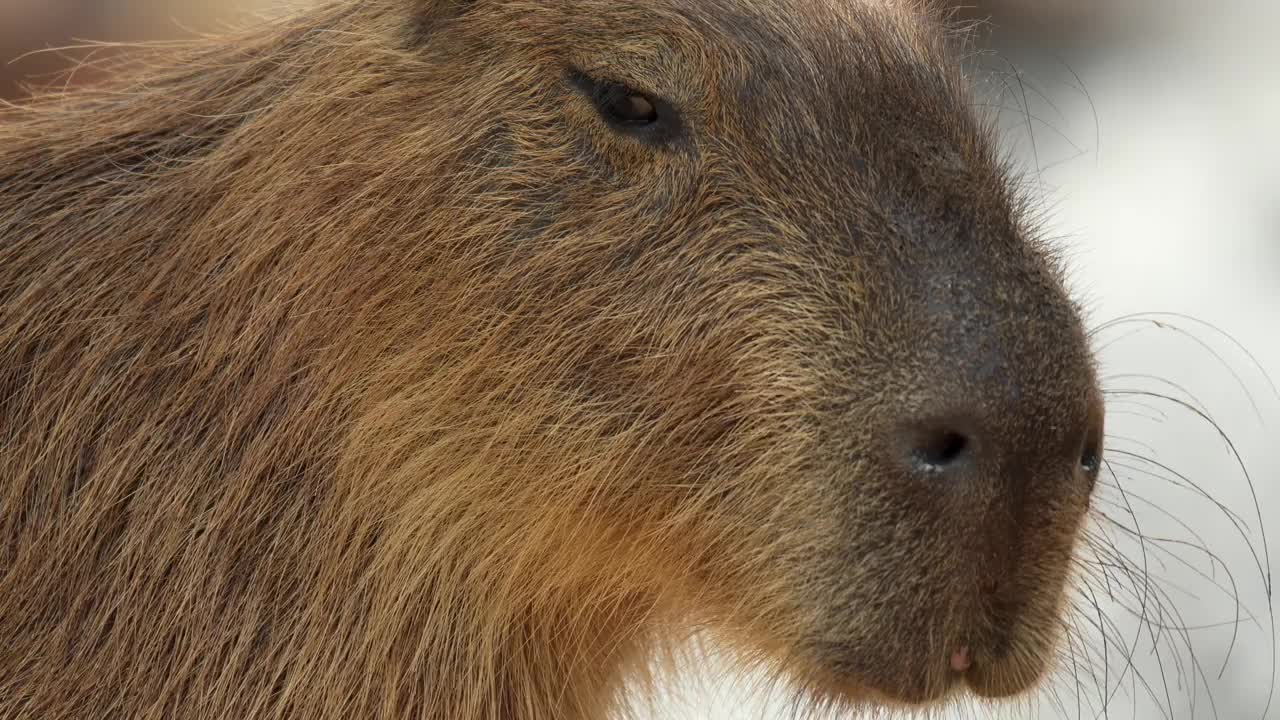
(0, 0), (1106, 717)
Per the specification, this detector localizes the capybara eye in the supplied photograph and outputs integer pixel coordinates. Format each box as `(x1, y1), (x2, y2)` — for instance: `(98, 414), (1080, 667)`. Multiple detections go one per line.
(603, 86), (657, 125)
(566, 69), (680, 143)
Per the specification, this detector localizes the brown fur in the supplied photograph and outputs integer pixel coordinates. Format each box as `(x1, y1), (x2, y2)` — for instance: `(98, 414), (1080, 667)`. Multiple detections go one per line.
(0, 1), (1105, 717)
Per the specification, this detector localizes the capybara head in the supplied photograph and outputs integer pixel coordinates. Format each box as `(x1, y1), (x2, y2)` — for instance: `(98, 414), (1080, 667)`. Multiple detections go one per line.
(0, 0), (1104, 715)
(397, 0), (1105, 703)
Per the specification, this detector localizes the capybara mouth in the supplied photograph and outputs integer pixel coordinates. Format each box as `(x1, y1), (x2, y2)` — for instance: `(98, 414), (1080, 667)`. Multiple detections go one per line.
(961, 650), (1053, 700)
(815, 639), (1050, 707)
(813, 642), (971, 707)
(947, 623), (1057, 701)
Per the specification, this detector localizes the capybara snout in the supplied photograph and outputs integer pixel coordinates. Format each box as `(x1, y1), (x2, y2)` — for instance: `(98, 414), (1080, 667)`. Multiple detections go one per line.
(0, 0), (1103, 717)
(511, 0), (1106, 701)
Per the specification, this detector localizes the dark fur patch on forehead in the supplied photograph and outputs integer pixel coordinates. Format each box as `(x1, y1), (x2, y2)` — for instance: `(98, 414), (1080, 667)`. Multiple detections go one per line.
(672, 0), (966, 124)
(641, 0), (974, 196)
(707, 3), (804, 52)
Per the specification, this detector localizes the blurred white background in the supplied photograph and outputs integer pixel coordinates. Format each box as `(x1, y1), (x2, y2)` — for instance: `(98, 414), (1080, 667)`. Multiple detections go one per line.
(4, 1), (1275, 718)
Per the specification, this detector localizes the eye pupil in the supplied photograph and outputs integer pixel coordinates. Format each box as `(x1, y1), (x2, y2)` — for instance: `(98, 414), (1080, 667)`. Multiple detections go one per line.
(601, 84), (658, 126)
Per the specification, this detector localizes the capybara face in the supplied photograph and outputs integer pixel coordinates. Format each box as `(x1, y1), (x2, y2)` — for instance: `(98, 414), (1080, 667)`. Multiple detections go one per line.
(0, 0), (1104, 714)
(420, 0), (1104, 706)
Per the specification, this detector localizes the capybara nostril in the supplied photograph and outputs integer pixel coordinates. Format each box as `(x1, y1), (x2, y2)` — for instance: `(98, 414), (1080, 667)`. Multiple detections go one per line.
(900, 420), (977, 477)
(1079, 438), (1102, 476)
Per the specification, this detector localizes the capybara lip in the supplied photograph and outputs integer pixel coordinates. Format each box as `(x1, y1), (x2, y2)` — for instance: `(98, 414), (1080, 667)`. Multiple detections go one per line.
(816, 638), (1049, 707)
(949, 645), (972, 672)
(962, 652), (1053, 700)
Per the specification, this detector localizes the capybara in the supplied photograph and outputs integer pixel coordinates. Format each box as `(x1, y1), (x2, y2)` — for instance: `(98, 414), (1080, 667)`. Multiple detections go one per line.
(0, 0), (1109, 717)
